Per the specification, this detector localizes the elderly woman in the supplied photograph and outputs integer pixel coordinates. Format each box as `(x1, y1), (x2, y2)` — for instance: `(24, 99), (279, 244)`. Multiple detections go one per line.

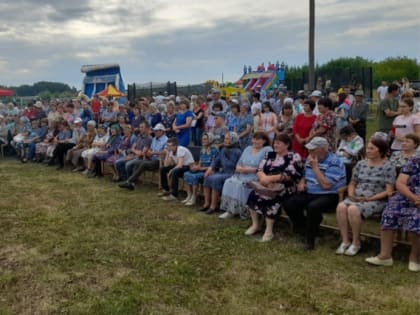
(148, 102), (162, 129)
(182, 133), (219, 206)
(335, 137), (396, 256)
(366, 156), (420, 271)
(173, 99), (193, 147)
(66, 120), (97, 171)
(276, 102), (295, 139)
(389, 133), (419, 170)
(200, 132), (242, 215)
(162, 101), (176, 138)
(81, 125), (109, 175)
(219, 132), (272, 219)
(245, 134), (304, 241)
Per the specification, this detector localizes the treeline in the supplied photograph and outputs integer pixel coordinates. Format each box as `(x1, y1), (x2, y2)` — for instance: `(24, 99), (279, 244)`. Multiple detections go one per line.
(286, 56), (420, 87)
(0, 81), (78, 98)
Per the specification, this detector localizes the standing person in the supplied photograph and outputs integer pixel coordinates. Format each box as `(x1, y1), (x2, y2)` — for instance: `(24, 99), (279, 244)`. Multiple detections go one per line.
(292, 99), (317, 160)
(251, 93), (262, 131)
(309, 97), (337, 152)
(245, 134), (304, 241)
(173, 100), (193, 147)
(236, 102), (253, 150)
(276, 103), (294, 139)
(219, 132), (272, 219)
(377, 81), (388, 103)
(366, 156), (420, 272)
(282, 137), (347, 250)
(378, 83), (400, 134)
(208, 88), (228, 113)
(161, 101), (176, 139)
(390, 98), (420, 151)
(335, 138), (395, 256)
(191, 96), (205, 146)
(258, 101), (277, 141)
(159, 137), (194, 201)
(211, 112), (229, 146)
(349, 90), (368, 142)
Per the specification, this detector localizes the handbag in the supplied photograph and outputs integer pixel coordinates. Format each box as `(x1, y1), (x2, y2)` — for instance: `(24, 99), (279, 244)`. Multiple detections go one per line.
(246, 180), (286, 199)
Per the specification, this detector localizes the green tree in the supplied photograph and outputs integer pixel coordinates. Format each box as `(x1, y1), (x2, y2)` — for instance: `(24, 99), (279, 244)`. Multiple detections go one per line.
(373, 57), (420, 87)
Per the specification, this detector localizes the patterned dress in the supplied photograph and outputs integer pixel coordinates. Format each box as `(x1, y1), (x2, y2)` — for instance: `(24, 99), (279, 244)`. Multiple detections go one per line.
(220, 146), (273, 216)
(247, 151), (304, 219)
(381, 156), (420, 233)
(311, 111), (337, 152)
(343, 159), (396, 218)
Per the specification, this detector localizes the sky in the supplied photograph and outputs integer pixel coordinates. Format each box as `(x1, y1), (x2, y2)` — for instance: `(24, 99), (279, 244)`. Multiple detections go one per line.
(0, 0), (419, 89)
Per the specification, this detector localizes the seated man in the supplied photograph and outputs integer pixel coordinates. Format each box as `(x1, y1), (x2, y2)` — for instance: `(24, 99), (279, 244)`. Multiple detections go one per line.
(118, 123), (168, 190)
(283, 137), (347, 250)
(115, 121), (152, 181)
(159, 137), (194, 201)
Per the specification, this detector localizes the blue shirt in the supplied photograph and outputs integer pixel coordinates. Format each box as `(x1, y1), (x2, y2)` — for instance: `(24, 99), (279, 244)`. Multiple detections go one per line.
(305, 152), (347, 194)
(150, 135), (168, 161)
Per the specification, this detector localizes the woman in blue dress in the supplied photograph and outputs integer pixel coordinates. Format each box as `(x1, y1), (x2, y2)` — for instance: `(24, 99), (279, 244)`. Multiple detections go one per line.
(200, 132), (242, 214)
(236, 102), (253, 150)
(219, 132), (272, 219)
(173, 100), (193, 147)
(182, 133), (219, 206)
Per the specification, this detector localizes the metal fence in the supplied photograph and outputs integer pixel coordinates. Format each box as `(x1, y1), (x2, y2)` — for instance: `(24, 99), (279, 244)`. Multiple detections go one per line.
(127, 82), (213, 101)
(285, 67), (373, 98)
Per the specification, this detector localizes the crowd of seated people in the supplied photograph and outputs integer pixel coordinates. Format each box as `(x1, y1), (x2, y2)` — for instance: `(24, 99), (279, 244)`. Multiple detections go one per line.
(0, 84), (419, 271)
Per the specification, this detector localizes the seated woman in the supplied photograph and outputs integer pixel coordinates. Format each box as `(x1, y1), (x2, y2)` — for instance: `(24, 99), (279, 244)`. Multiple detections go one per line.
(81, 125), (109, 175)
(200, 132), (242, 214)
(90, 125), (122, 178)
(182, 133), (219, 206)
(389, 133), (419, 171)
(245, 133), (304, 241)
(366, 156), (420, 272)
(335, 137), (396, 256)
(337, 126), (364, 165)
(219, 131), (272, 219)
(66, 120), (97, 171)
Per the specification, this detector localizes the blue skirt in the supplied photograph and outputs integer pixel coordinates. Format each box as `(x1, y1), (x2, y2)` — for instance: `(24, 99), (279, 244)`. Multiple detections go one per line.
(203, 172), (233, 193)
(184, 171), (205, 185)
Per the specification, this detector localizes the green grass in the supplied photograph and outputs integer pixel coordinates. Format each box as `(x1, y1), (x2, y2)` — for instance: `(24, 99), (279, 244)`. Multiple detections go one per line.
(0, 159), (419, 315)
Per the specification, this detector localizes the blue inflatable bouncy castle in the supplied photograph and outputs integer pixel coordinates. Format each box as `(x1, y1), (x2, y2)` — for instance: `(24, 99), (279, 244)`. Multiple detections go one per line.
(81, 64), (126, 99)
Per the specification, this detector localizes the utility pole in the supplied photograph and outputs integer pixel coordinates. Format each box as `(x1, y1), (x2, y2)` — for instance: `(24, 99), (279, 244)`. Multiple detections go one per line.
(308, 0), (315, 91)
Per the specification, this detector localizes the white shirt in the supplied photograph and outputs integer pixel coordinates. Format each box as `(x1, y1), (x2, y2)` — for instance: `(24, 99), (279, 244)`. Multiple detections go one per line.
(377, 86), (388, 100)
(169, 146), (194, 165)
(251, 101), (262, 115)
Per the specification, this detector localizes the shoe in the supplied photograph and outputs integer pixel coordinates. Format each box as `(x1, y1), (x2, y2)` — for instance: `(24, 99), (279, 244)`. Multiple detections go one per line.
(157, 190), (170, 197)
(118, 182), (134, 191)
(335, 243), (351, 255)
(185, 196), (196, 206)
(72, 167), (79, 172)
(365, 256), (393, 266)
(344, 244), (361, 256)
(305, 237), (315, 250)
(218, 211), (234, 219)
(162, 194), (177, 201)
(244, 226), (260, 236)
(181, 196), (192, 204)
(56, 165), (64, 170)
(260, 234), (274, 242)
(408, 262), (420, 272)
(198, 206), (209, 212)
(205, 208), (216, 215)
(82, 169), (89, 175)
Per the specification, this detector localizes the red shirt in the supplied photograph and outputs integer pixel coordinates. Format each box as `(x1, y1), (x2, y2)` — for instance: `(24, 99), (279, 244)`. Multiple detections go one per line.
(292, 113), (316, 159)
(91, 99), (101, 114)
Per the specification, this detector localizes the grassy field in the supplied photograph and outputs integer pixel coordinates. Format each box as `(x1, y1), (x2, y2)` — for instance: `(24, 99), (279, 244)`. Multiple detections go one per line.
(0, 158), (419, 315)
(0, 109), (416, 315)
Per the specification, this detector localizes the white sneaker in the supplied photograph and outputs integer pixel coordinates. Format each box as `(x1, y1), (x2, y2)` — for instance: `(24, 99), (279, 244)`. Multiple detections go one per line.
(82, 169), (89, 175)
(181, 196), (192, 204)
(157, 190), (170, 197)
(218, 212), (234, 219)
(185, 196), (196, 206)
(344, 244), (361, 256)
(335, 243), (350, 255)
(408, 262), (420, 272)
(365, 256), (393, 266)
(162, 194), (177, 201)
